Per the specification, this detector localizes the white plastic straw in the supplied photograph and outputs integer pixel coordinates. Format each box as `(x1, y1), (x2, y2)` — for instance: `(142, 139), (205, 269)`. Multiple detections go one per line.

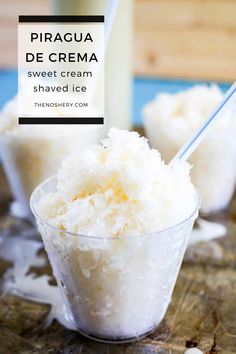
(105, 0), (119, 48)
(170, 81), (236, 164)
(86, 0), (119, 104)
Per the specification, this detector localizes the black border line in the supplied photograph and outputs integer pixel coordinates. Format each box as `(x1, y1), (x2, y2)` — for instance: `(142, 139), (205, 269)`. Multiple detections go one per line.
(19, 15), (104, 23)
(18, 117), (104, 125)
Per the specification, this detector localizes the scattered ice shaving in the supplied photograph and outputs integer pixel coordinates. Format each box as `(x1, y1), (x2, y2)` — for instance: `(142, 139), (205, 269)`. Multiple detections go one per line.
(184, 348), (203, 354)
(189, 218), (227, 246)
(10, 201), (30, 219)
(0, 231), (76, 330)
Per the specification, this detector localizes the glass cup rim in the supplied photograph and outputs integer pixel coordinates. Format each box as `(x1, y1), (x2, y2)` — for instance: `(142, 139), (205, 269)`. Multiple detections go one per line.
(30, 175), (200, 240)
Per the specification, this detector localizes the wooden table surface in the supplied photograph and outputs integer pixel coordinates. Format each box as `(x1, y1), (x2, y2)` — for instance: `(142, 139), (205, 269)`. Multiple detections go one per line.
(0, 165), (236, 354)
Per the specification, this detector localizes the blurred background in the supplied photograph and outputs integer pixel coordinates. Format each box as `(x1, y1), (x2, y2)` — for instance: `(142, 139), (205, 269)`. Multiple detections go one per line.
(0, 0), (234, 125)
(0, 3), (236, 351)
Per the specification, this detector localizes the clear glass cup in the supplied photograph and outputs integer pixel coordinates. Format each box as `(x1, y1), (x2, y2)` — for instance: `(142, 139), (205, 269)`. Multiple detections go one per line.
(30, 176), (199, 343)
(144, 111), (236, 214)
(0, 127), (103, 218)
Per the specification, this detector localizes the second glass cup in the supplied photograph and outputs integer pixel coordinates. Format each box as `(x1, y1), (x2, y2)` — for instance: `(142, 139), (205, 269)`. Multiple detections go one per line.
(0, 127), (103, 218)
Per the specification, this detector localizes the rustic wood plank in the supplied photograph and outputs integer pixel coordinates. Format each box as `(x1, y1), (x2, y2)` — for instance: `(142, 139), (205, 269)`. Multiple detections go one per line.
(0, 0), (49, 68)
(134, 27), (236, 81)
(0, 0), (236, 81)
(135, 0), (236, 30)
(134, 0), (236, 81)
